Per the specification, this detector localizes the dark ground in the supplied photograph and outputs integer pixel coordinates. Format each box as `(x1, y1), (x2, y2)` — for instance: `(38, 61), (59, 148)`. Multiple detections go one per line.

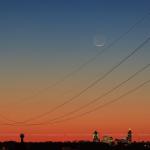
(0, 141), (150, 150)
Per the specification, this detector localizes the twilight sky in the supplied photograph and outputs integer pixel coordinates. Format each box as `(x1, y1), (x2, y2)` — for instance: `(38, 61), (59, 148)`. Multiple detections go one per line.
(0, 0), (150, 142)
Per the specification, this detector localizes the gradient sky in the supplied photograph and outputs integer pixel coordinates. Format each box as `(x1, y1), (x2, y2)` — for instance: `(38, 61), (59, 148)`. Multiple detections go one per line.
(0, 0), (150, 142)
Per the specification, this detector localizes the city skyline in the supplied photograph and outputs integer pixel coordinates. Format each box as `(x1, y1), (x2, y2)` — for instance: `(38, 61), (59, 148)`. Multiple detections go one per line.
(0, 0), (150, 142)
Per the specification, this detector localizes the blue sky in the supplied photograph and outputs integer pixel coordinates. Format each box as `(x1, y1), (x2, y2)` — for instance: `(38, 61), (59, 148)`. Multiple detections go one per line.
(0, 0), (150, 81)
(0, 0), (150, 88)
(0, 0), (150, 51)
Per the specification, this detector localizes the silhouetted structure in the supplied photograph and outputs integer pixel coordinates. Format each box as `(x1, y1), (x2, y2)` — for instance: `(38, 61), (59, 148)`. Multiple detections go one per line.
(20, 133), (25, 143)
(93, 131), (100, 142)
(126, 128), (132, 143)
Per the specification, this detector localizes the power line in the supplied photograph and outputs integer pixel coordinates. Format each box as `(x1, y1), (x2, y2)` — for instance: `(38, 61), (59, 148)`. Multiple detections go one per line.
(13, 37), (150, 124)
(33, 78), (150, 126)
(28, 63), (150, 124)
(2, 76), (150, 126)
(0, 113), (19, 123)
(0, 11), (149, 124)
(14, 11), (150, 105)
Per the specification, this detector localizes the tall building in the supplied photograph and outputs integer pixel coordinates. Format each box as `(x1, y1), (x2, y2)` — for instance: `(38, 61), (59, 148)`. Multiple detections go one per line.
(93, 130), (100, 142)
(126, 128), (132, 143)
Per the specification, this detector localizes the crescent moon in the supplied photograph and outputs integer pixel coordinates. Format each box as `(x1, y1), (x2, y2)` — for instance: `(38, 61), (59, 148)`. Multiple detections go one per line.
(95, 44), (104, 47)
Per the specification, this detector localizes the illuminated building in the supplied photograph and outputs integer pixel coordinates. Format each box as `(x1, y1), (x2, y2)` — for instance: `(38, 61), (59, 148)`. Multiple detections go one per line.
(102, 136), (113, 144)
(93, 130), (100, 142)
